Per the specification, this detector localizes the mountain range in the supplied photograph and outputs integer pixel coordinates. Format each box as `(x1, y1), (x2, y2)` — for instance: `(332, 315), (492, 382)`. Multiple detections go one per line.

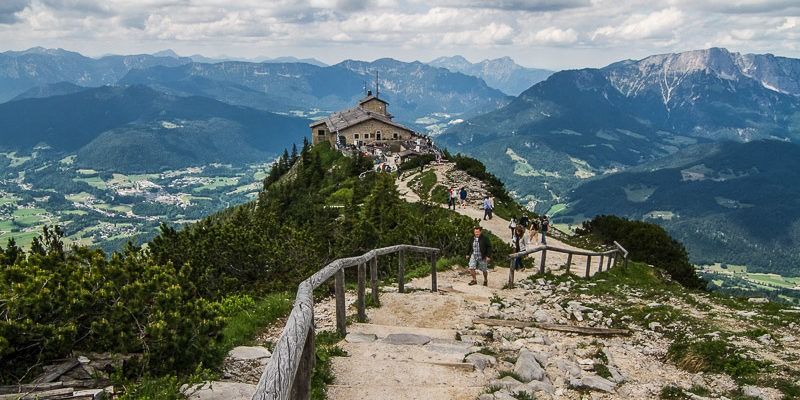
(438, 47), (800, 274)
(429, 55), (553, 96)
(0, 85), (308, 172)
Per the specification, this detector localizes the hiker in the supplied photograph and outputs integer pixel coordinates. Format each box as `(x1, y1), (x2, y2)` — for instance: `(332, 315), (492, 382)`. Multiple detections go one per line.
(459, 186), (468, 208)
(508, 217), (517, 240)
(519, 214), (530, 229)
(512, 225), (529, 270)
(540, 216), (550, 244)
(465, 226), (491, 286)
(482, 196), (493, 220)
(529, 219), (540, 245)
(447, 186), (456, 210)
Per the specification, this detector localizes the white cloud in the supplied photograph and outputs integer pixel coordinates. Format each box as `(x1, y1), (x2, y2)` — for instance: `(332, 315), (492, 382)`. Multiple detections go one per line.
(592, 7), (684, 42)
(518, 27), (578, 45)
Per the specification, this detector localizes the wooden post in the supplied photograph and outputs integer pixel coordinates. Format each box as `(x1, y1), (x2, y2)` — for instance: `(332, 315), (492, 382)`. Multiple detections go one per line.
(539, 249), (547, 275)
(289, 317), (315, 400)
(598, 255), (604, 273)
(566, 253), (573, 271)
(398, 250), (406, 294)
(508, 258), (515, 288)
(624, 254), (629, 269)
(335, 269), (346, 337)
(357, 262), (366, 323)
(585, 256), (591, 278)
(607, 255), (614, 270)
(431, 253), (438, 292)
(370, 256), (380, 306)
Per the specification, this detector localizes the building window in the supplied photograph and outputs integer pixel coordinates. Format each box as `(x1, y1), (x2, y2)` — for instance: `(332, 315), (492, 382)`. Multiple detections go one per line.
(354, 133), (359, 139)
(365, 133), (370, 139)
(393, 132), (398, 139)
(376, 130), (381, 140)
(317, 129), (325, 136)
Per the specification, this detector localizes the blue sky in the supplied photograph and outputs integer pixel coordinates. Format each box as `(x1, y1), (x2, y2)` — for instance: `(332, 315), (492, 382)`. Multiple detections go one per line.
(1, 0), (799, 69)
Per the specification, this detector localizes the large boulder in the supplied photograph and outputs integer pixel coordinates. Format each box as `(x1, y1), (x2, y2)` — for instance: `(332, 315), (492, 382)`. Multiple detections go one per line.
(569, 374), (616, 393)
(513, 350), (546, 383)
(184, 381), (256, 400)
(466, 353), (497, 372)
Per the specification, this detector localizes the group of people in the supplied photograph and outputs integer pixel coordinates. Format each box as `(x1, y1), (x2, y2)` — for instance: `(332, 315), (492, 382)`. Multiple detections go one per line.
(447, 186), (469, 210)
(464, 215), (551, 286)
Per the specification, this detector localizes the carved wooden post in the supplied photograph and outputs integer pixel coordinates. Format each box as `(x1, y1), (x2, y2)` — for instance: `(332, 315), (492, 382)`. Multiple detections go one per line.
(508, 258), (515, 288)
(585, 256), (592, 278)
(357, 262), (366, 323)
(430, 252), (438, 292)
(598, 255), (605, 273)
(539, 249), (547, 275)
(398, 249), (406, 294)
(566, 253), (573, 271)
(370, 256), (380, 306)
(335, 269), (346, 336)
(289, 315), (315, 400)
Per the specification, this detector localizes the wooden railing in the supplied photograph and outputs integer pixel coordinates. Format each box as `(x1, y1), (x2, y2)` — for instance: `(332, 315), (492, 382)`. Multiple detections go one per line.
(506, 241), (629, 287)
(252, 245), (440, 400)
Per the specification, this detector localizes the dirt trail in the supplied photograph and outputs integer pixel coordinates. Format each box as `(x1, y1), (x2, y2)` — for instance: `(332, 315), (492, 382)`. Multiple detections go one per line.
(397, 163), (611, 277)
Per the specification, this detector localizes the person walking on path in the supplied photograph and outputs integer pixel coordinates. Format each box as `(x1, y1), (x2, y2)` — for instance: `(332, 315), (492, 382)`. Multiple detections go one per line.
(482, 196), (493, 220)
(540, 215), (550, 244)
(508, 217), (517, 240)
(447, 187), (456, 210)
(465, 226), (492, 286)
(519, 214), (530, 229)
(459, 186), (468, 209)
(512, 225), (529, 271)
(529, 219), (540, 245)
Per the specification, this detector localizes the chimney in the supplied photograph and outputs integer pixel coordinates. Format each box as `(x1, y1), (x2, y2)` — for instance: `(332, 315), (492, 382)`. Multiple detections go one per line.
(367, 90), (372, 96)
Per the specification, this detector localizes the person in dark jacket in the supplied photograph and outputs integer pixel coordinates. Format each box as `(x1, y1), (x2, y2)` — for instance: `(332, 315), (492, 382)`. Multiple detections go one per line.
(465, 226), (492, 286)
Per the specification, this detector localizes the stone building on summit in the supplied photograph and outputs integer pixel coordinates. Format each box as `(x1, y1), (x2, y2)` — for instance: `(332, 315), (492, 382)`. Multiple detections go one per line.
(310, 90), (418, 148)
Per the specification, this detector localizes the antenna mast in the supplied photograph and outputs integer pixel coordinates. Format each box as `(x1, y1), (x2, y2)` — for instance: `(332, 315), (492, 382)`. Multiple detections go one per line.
(375, 70), (380, 97)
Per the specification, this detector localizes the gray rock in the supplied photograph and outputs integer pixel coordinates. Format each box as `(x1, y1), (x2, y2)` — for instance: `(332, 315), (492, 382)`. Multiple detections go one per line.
(756, 334), (773, 346)
(345, 333), (377, 343)
(514, 350), (546, 383)
(572, 310), (584, 322)
(465, 353), (497, 371)
(748, 297), (769, 304)
(490, 376), (523, 391)
(383, 333), (431, 345)
(555, 358), (582, 378)
(533, 351), (550, 366)
(478, 394), (494, 400)
(742, 385), (767, 399)
(227, 346), (271, 361)
(185, 381), (256, 400)
(648, 322), (663, 332)
(516, 379), (556, 395)
(493, 390), (517, 400)
(569, 374), (616, 393)
(533, 309), (555, 324)
(608, 366), (626, 383)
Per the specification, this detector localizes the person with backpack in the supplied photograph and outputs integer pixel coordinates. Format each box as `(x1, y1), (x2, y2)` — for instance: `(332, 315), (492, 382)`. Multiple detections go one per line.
(508, 217), (517, 240)
(447, 187), (456, 210)
(512, 225), (529, 271)
(465, 226), (492, 286)
(459, 186), (468, 209)
(540, 216), (550, 244)
(483, 196), (493, 220)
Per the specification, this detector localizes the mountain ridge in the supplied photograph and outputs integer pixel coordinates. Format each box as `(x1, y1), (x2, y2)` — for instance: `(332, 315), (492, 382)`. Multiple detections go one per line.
(429, 55), (553, 96)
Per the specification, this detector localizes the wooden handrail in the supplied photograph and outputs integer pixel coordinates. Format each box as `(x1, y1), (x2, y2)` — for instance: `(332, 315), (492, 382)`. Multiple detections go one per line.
(252, 244), (440, 400)
(505, 242), (629, 287)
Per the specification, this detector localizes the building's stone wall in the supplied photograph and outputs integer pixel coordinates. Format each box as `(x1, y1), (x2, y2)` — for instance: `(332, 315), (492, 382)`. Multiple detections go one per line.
(311, 124), (329, 145)
(361, 98), (387, 115)
(339, 119), (414, 146)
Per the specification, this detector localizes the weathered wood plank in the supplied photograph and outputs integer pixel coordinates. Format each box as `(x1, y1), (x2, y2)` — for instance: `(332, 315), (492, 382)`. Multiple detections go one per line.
(335, 269), (346, 337)
(539, 249), (547, 274)
(507, 259), (515, 288)
(537, 324), (630, 336)
(0, 388), (74, 400)
(473, 318), (536, 328)
(598, 255), (604, 273)
(430, 253), (438, 292)
(585, 256), (591, 278)
(0, 382), (63, 395)
(566, 253), (573, 270)
(370, 257), (379, 306)
(289, 323), (315, 400)
(398, 249), (405, 293)
(357, 263), (366, 323)
(32, 360), (80, 384)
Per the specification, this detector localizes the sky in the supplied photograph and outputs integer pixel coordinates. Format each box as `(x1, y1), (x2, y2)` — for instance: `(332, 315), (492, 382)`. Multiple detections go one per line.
(0, 0), (799, 70)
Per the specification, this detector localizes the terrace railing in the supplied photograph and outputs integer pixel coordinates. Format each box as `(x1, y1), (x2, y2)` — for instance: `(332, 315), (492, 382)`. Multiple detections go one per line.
(506, 240), (629, 288)
(252, 244), (440, 400)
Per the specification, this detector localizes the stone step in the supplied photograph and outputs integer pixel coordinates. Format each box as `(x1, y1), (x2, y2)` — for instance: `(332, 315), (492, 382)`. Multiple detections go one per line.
(346, 322), (459, 341)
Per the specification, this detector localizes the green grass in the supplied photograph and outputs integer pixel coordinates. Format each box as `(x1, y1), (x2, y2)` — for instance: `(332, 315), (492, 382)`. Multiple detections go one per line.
(73, 176), (107, 189)
(546, 203), (567, 217)
(212, 292), (293, 358)
(667, 336), (771, 385)
(311, 331), (348, 400)
(412, 170), (437, 200)
(192, 177), (240, 193)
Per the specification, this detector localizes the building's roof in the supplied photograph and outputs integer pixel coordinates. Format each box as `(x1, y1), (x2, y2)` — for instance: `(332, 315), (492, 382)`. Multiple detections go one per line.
(308, 105), (415, 134)
(359, 94), (388, 105)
